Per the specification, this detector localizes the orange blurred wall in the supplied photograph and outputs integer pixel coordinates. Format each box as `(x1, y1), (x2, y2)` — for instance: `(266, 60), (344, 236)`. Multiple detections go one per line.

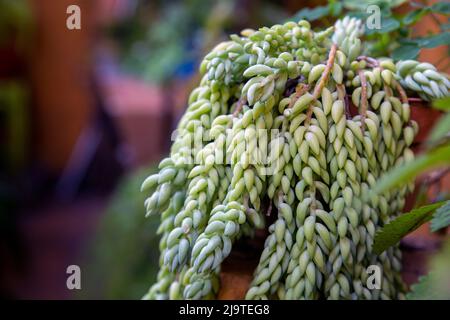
(29, 0), (95, 173)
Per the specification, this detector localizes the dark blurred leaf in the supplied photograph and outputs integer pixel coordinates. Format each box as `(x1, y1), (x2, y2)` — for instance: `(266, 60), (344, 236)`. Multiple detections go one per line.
(343, 0), (406, 10)
(416, 32), (450, 48)
(328, 1), (343, 17)
(403, 8), (430, 25)
(372, 144), (450, 194)
(373, 202), (445, 254)
(293, 5), (330, 21)
(366, 17), (401, 35)
(431, 200), (450, 232)
(392, 44), (420, 60)
(430, 2), (450, 14)
(80, 166), (161, 299)
(347, 11), (369, 19)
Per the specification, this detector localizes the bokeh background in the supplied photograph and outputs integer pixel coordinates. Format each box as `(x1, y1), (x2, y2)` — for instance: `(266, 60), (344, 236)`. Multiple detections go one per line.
(0, 0), (448, 299)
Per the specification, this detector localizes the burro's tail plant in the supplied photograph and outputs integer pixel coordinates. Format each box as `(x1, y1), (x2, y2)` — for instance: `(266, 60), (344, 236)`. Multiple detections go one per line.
(141, 16), (450, 300)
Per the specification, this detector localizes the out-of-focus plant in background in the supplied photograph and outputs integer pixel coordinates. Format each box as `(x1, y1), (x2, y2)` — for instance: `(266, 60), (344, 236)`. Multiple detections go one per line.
(106, 0), (289, 83)
(80, 167), (160, 299)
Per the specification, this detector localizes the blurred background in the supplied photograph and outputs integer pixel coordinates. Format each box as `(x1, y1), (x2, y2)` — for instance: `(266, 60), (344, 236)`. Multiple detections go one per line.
(0, 0), (448, 299)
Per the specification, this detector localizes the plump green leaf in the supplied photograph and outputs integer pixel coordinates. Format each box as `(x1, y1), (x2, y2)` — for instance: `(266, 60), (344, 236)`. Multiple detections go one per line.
(392, 44), (420, 60)
(373, 201), (446, 254)
(431, 200), (450, 232)
(430, 2), (450, 14)
(373, 144), (450, 194)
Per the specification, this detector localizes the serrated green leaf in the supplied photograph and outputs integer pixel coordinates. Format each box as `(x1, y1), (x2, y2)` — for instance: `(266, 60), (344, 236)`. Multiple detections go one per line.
(407, 273), (438, 299)
(432, 96), (450, 111)
(372, 144), (450, 194)
(431, 200), (450, 232)
(392, 44), (420, 60)
(430, 2), (450, 14)
(407, 239), (450, 299)
(373, 201), (445, 254)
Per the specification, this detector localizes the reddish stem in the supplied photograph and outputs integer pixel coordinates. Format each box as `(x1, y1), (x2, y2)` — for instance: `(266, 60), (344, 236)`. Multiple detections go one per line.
(358, 70), (368, 131)
(306, 43), (338, 123)
(232, 97), (247, 117)
(288, 83), (310, 109)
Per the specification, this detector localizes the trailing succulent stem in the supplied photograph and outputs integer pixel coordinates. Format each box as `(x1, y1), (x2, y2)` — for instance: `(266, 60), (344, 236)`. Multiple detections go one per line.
(141, 16), (449, 300)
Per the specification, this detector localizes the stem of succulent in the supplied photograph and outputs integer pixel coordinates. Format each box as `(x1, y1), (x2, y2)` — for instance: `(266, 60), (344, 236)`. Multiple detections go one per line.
(337, 84), (350, 118)
(306, 43), (338, 123)
(233, 97), (247, 117)
(357, 56), (379, 68)
(288, 83), (310, 109)
(393, 79), (408, 104)
(359, 70), (368, 131)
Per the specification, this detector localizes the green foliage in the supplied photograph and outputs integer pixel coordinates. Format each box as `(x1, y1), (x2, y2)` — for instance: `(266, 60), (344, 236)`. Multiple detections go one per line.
(372, 144), (450, 195)
(392, 44), (420, 60)
(292, 0), (449, 60)
(373, 201), (446, 254)
(407, 239), (450, 300)
(292, 5), (330, 21)
(432, 97), (450, 111)
(430, 200), (450, 232)
(430, 2), (450, 15)
(110, 0), (289, 84)
(79, 167), (160, 299)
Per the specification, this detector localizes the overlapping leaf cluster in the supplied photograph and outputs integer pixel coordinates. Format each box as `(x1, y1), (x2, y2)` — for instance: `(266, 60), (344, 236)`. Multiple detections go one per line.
(141, 16), (449, 300)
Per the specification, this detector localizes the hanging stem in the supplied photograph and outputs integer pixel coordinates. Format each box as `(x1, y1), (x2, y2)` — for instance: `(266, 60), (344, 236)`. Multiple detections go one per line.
(306, 43), (338, 123)
(359, 70), (368, 131)
(288, 83), (310, 109)
(393, 78), (409, 104)
(337, 84), (350, 119)
(233, 97), (247, 117)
